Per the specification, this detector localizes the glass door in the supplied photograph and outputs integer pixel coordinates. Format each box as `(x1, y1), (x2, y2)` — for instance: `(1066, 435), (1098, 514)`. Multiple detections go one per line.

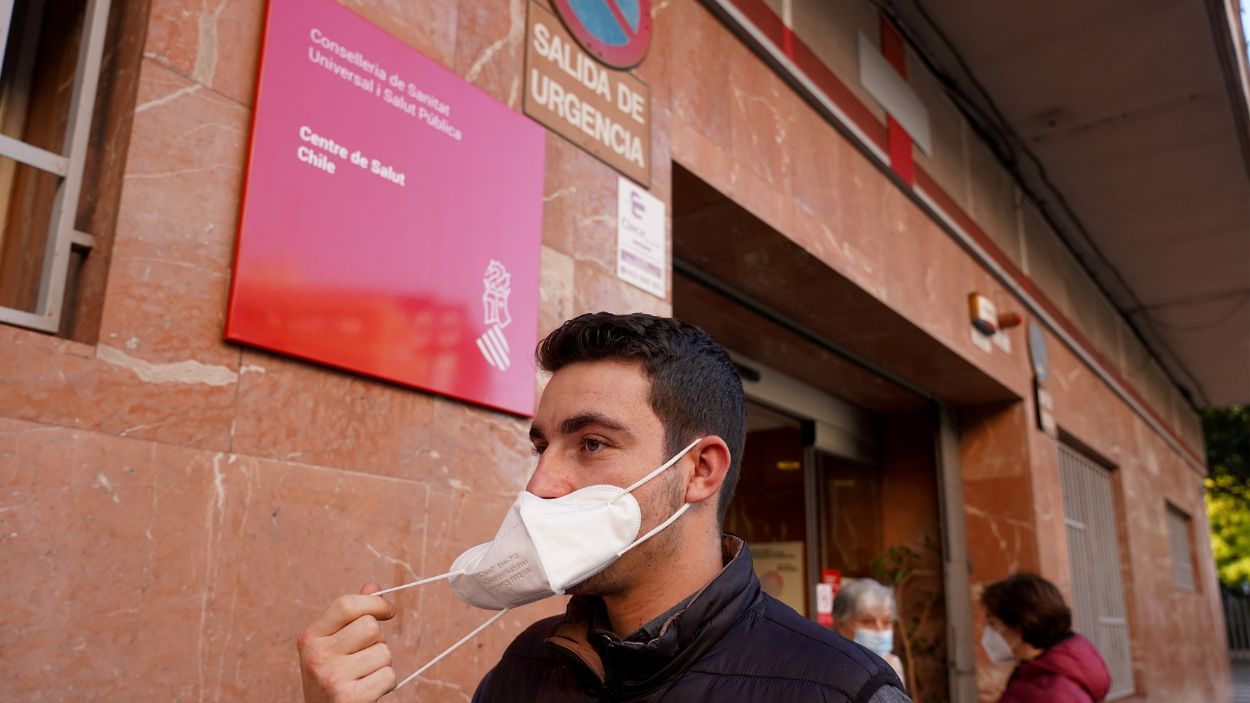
(810, 448), (882, 585)
(724, 401), (809, 616)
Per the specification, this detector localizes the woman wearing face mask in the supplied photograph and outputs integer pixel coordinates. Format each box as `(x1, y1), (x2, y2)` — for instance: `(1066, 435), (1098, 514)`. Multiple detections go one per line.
(980, 573), (1111, 703)
(833, 578), (906, 685)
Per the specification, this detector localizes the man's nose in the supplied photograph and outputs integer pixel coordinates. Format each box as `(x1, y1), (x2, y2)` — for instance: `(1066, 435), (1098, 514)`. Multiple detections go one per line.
(525, 454), (576, 498)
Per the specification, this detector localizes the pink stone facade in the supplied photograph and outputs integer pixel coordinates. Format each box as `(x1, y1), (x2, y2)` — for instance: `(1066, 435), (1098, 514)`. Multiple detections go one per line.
(0, 1), (1228, 701)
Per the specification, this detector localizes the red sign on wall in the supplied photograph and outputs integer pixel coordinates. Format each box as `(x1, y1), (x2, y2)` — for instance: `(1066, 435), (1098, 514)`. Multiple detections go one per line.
(817, 568), (841, 627)
(226, 0), (546, 416)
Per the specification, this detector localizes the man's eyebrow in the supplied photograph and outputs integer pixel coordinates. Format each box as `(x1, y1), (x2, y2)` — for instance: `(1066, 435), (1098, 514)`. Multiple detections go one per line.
(558, 412), (631, 437)
(528, 413), (632, 444)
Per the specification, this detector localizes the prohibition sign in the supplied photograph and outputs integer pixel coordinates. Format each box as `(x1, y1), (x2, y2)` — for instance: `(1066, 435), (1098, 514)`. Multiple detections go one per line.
(551, 0), (653, 69)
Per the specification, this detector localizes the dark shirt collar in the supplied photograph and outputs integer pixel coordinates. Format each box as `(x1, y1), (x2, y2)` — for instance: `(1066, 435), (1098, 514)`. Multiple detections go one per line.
(545, 535), (762, 694)
(588, 590), (698, 646)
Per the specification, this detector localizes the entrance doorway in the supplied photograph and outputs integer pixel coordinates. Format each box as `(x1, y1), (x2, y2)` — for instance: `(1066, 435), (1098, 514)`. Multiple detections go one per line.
(671, 162), (952, 697)
(724, 352), (893, 620)
(726, 396), (892, 620)
(683, 290), (949, 697)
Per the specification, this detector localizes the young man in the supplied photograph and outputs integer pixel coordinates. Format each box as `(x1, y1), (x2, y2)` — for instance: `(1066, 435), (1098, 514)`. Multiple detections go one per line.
(298, 313), (909, 702)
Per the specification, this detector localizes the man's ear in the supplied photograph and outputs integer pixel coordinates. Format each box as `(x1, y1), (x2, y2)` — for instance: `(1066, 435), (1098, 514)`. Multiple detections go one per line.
(684, 436), (731, 505)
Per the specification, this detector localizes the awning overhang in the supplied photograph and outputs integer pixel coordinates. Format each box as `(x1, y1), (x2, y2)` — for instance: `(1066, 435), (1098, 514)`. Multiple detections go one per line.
(886, 0), (1250, 408)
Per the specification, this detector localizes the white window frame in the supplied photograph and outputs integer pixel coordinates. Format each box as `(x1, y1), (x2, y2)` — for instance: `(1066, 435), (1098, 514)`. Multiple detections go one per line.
(0, 0), (110, 333)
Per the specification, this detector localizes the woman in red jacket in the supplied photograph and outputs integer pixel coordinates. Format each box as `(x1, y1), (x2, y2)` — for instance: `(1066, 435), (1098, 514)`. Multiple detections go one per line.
(980, 574), (1112, 703)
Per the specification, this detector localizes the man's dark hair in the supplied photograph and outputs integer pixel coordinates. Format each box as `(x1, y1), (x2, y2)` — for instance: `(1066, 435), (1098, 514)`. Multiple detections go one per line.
(536, 312), (747, 525)
(980, 572), (1073, 650)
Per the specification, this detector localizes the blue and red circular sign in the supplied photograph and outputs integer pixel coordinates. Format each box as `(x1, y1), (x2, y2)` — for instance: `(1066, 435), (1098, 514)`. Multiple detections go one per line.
(552, 0), (652, 69)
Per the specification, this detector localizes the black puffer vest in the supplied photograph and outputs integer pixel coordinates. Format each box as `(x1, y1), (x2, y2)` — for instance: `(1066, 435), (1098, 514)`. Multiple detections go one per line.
(472, 536), (905, 702)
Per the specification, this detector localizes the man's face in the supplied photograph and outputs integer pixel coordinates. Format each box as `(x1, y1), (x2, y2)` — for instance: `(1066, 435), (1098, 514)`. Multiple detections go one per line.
(526, 360), (687, 595)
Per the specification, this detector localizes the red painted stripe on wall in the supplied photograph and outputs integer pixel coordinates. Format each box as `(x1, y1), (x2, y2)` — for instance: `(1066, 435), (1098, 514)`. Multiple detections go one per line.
(880, 15), (915, 184)
(880, 15), (906, 73)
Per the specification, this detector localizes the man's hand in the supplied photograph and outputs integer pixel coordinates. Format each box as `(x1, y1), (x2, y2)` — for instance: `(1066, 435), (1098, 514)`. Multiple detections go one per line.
(298, 583), (398, 702)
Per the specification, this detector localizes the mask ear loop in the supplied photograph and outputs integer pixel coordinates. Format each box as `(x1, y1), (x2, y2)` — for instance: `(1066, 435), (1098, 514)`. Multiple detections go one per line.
(614, 437), (704, 500)
(608, 437), (703, 555)
(370, 570), (462, 597)
(369, 573), (511, 691)
(615, 502), (691, 557)
(391, 607), (511, 692)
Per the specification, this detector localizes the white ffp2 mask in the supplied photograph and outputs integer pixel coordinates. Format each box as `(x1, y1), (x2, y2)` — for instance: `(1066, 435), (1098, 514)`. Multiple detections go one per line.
(981, 625), (1016, 664)
(448, 436), (702, 610)
(371, 438), (703, 692)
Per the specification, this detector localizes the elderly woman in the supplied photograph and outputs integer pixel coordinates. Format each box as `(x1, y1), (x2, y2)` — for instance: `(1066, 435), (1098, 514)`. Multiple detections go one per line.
(980, 573), (1110, 703)
(833, 578), (906, 683)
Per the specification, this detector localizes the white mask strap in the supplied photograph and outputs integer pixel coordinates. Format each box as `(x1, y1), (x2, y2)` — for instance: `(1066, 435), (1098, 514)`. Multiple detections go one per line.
(392, 607), (511, 692)
(370, 570), (461, 597)
(618, 437), (704, 497)
(615, 502), (691, 557)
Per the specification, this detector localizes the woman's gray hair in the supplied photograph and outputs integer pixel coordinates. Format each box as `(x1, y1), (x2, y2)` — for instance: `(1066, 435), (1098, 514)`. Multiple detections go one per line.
(832, 578), (897, 624)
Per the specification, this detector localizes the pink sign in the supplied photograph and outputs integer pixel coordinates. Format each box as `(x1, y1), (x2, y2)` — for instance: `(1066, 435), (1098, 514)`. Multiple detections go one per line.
(227, 0), (546, 416)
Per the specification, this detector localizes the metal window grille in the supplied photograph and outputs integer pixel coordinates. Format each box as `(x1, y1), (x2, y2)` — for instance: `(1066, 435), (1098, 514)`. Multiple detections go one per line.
(1224, 588), (1250, 658)
(1166, 503), (1196, 591)
(0, 0), (110, 332)
(1059, 443), (1136, 700)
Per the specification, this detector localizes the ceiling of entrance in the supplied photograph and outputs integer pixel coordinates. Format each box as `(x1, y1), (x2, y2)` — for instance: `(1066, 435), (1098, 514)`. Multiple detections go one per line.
(672, 165), (1016, 410)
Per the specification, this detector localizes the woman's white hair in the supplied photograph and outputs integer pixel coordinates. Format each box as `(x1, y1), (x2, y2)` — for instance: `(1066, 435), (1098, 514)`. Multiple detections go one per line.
(832, 577), (896, 623)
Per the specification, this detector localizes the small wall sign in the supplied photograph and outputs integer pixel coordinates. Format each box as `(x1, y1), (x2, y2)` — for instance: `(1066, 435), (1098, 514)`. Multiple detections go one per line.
(616, 177), (666, 298)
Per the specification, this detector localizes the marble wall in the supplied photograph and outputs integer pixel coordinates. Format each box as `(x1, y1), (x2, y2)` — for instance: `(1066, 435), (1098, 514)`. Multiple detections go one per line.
(0, 0), (1227, 701)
